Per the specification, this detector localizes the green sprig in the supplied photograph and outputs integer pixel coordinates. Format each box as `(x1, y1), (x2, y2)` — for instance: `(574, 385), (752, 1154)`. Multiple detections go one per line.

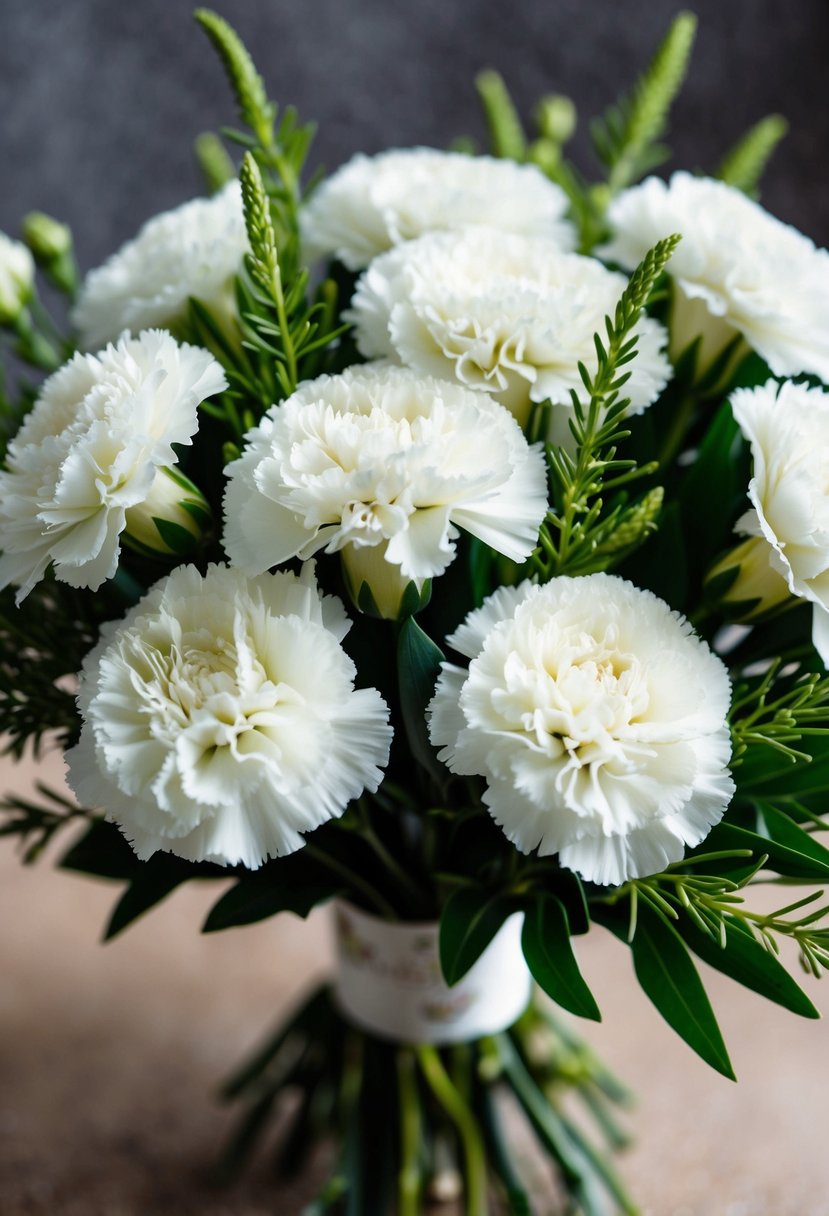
(730, 660), (829, 767)
(591, 12), (697, 195)
(717, 114), (789, 197)
(528, 235), (679, 580)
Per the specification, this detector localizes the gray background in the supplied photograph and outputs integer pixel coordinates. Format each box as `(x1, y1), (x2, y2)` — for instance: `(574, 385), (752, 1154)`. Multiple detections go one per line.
(0, 0), (827, 273)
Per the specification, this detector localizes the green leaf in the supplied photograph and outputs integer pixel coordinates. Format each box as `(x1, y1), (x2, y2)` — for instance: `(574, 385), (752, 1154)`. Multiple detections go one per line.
(522, 896), (601, 1020)
(105, 853), (221, 941)
(475, 70), (527, 160)
(195, 10), (274, 149)
(203, 852), (340, 932)
(702, 819), (829, 882)
(592, 12), (697, 193)
(439, 886), (514, 985)
(679, 913), (819, 1020)
(626, 904), (735, 1079)
(717, 114), (788, 197)
(59, 818), (139, 881)
(758, 802), (829, 875)
(396, 616), (446, 786)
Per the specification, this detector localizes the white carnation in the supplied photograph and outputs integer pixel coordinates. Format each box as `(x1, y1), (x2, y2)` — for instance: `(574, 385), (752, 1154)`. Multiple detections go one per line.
(65, 563), (392, 868)
(0, 232), (35, 323)
(730, 379), (829, 663)
(299, 147), (576, 271)
(601, 172), (829, 382)
(0, 329), (226, 601)
(72, 181), (248, 350)
(428, 574), (734, 886)
(222, 363), (548, 615)
(347, 228), (671, 432)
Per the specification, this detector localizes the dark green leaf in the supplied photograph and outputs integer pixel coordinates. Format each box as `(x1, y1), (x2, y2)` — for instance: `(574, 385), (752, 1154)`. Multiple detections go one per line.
(522, 896), (601, 1020)
(702, 820), (829, 882)
(758, 802), (829, 875)
(203, 850), (339, 931)
(59, 818), (139, 881)
(396, 617), (446, 786)
(152, 517), (199, 555)
(627, 904), (735, 1079)
(439, 885), (514, 985)
(679, 912), (819, 1019)
(105, 852), (220, 940)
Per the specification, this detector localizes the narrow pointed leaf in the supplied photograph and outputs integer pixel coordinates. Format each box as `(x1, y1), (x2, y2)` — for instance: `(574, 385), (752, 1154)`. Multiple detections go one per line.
(628, 904), (735, 1079)
(439, 885), (514, 985)
(522, 896), (601, 1020)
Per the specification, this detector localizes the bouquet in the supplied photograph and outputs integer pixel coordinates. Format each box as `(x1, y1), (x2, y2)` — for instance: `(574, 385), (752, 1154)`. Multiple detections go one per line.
(2, 9), (829, 1213)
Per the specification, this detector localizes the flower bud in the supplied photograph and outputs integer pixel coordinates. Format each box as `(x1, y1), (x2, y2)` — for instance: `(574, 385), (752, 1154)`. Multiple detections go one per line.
(123, 466), (212, 558)
(706, 535), (791, 620)
(22, 211), (72, 262)
(669, 284), (750, 392)
(0, 232), (35, 325)
(535, 94), (576, 145)
(341, 541), (430, 621)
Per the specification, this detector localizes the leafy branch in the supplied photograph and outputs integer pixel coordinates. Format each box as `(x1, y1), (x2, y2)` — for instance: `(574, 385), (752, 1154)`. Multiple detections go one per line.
(591, 12), (697, 195)
(527, 235), (678, 580)
(730, 660), (829, 767)
(0, 783), (95, 863)
(612, 857), (829, 978)
(717, 114), (788, 198)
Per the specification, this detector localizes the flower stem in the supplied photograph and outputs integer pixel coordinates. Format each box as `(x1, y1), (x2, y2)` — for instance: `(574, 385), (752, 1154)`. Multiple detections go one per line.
(396, 1049), (422, 1216)
(304, 844), (398, 919)
(415, 1045), (489, 1216)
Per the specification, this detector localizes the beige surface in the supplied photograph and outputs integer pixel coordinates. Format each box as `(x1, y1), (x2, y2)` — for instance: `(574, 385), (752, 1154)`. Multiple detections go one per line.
(2, 749), (829, 1216)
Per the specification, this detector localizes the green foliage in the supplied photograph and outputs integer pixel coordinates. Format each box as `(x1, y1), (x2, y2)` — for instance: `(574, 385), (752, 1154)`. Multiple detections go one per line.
(194, 130), (236, 193)
(717, 114), (789, 197)
(522, 896), (601, 1020)
(396, 616), (447, 789)
(105, 851), (223, 940)
(591, 12), (697, 194)
(0, 783), (93, 863)
(438, 884), (515, 984)
(730, 660), (829, 768)
(194, 9), (275, 151)
(528, 235), (678, 580)
(475, 70), (527, 160)
(0, 578), (123, 758)
(599, 900), (735, 1079)
(203, 851), (342, 931)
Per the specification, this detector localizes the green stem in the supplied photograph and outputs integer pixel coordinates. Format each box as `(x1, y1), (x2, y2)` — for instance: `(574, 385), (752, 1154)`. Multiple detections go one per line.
(304, 843), (398, 919)
(396, 1049), (422, 1216)
(270, 259), (298, 390)
(356, 811), (429, 913)
(415, 1045), (489, 1216)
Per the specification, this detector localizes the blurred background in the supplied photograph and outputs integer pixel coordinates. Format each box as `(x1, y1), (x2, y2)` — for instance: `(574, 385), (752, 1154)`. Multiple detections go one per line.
(1, 1), (829, 1213)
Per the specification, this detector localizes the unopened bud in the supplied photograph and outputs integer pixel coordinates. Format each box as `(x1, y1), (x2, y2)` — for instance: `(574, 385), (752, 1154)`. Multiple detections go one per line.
(341, 541), (430, 621)
(0, 232), (35, 325)
(22, 211), (72, 262)
(706, 534), (791, 620)
(123, 466), (212, 558)
(535, 94), (577, 145)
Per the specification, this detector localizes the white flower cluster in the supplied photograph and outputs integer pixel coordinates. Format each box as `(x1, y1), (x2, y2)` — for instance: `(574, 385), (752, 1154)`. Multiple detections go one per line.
(602, 172), (829, 382)
(0, 329), (226, 601)
(300, 147), (576, 270)
(66, 563), (392, 868)
(72, 181), (248, 350)
(429, 575), (734, 885)
(223, 362), (548, 616)
(348, 227), (671, 432)
(729, 379), (829, 662)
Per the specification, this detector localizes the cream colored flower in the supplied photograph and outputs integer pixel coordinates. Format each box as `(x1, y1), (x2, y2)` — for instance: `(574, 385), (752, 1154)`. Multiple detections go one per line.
(222, 363), (548, 617)
(429, 574), (734, 886)
(0, 231), (35, 324)
(72, 181), (248, 349)
(347, 228), (671, 432)
(601, 172), (829, 382)
(65, 563), (392, 868)
(300, 148), (576, 270)
(0, 329), (226, 601)
(730, 379), (829, 662)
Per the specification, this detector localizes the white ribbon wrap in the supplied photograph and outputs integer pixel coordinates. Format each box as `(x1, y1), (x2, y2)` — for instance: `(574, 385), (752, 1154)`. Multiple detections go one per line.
(332, 900), (532, 1044)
